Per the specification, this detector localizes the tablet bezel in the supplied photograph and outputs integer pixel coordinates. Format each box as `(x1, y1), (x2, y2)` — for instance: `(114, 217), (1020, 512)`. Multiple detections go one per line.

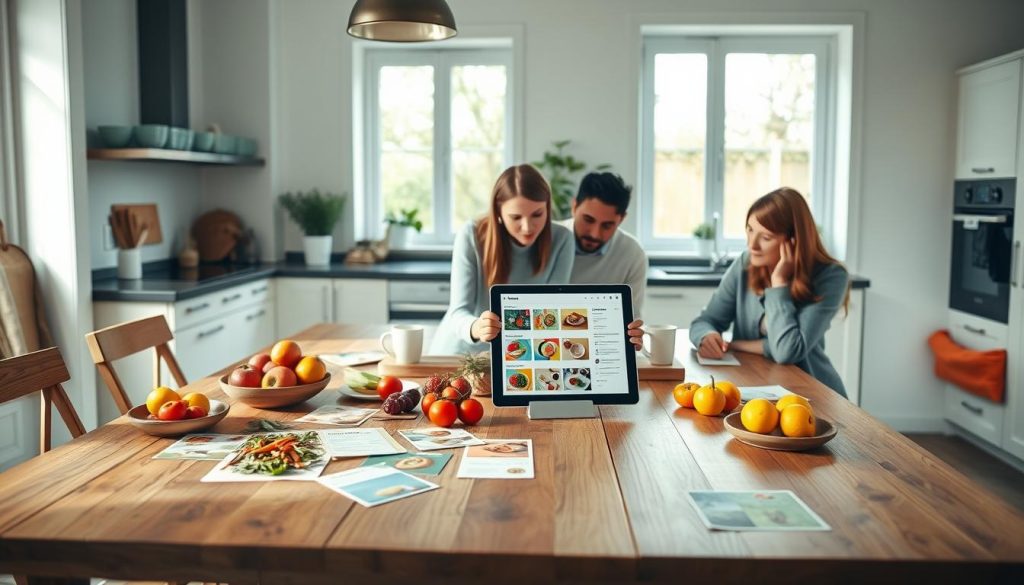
(489, 284), (640, 408)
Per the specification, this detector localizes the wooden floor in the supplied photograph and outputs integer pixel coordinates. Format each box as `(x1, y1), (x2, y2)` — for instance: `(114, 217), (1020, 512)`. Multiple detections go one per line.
(907, 433), (1024, 513)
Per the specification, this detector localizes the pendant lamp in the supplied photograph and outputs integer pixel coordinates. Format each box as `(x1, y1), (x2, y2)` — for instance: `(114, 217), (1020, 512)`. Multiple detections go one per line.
(347, 0), (458, 42)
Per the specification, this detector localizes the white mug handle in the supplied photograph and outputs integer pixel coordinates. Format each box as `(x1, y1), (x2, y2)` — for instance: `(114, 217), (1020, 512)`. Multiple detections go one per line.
(380, 331), (395, 358)
(641, 331), (651, 359)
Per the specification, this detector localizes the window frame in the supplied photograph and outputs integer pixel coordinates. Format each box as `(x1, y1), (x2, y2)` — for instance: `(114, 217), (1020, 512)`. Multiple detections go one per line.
(362, 47), (514, 247)
(639, 35), (835, 254)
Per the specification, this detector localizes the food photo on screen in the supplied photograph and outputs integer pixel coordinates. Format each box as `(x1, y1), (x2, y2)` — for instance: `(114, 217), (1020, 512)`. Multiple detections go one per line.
(561, 309), (589, 330)
(503, 309), (531, 331)
(561, 338), (590, 360)
(532, 309), (558, 330)
(504, 339), (530, 361)
(564, 368), (592, 391)
(534, 368), (562, 390)
(506, 369), (533, 392)
(533, 338), (561, 360)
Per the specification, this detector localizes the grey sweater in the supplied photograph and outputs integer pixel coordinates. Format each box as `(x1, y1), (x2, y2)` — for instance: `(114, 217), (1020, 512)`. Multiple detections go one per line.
(559, 219), (649, 319)
(430, 221), (575, 355)
(688, 251), (850, 396)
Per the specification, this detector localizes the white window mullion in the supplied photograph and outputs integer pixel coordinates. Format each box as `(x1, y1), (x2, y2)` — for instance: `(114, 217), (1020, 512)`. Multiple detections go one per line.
(707, 39), (726, 252)
(433, 53), (452, 243)
(363, 56), (383, 240)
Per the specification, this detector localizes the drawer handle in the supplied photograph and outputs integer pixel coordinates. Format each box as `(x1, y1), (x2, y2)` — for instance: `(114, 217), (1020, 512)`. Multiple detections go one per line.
(184, 302), (210, 314)
(960, 400), (984, 416)
(1012, 241), (1020, 288)
(649, 293), (685, 299)
(245, 309), (266, 321)
(197, 325), (225, 339)
(438, 284), (450, 292)
(222, 293), (243, 304)
(251, 285), (269, 295)
(970, 167), (995, 174)
(963, 324), (987, 336)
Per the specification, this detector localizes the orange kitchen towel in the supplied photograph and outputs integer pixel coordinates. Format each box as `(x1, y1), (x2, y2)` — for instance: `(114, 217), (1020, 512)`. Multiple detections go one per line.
(927, 330), (1006, 403)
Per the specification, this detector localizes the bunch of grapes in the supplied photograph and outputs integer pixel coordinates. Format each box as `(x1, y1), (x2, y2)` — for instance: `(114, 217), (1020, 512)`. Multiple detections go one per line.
(382, 388), (421, 414)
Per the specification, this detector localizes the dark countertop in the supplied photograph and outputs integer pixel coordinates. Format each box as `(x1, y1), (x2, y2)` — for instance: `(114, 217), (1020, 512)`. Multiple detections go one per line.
(93, 258), (870, 303)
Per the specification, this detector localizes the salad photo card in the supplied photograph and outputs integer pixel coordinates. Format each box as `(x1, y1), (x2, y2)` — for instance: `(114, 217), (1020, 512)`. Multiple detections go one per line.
(201, 431), (328, 482)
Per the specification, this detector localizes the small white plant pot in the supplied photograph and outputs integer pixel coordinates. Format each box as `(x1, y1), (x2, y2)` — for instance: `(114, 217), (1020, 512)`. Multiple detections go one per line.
(303, 235), (333, 266)
(388, 225), (409, 249)
(695, 239), (713, 257)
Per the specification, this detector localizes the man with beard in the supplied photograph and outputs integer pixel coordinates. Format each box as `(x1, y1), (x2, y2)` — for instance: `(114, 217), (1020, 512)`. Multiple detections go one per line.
(560, 172), (648, 317)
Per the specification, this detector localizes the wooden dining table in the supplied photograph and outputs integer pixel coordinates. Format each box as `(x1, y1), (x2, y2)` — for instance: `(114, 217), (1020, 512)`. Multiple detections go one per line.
(1, 323), (1023, 584)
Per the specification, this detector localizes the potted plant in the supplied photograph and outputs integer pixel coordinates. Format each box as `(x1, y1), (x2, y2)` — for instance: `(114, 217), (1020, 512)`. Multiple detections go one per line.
(279, 189), (345, 266)
(384, 208), (424, 249)
(693, 222), (715, 257)
(532, 140), (611, 220)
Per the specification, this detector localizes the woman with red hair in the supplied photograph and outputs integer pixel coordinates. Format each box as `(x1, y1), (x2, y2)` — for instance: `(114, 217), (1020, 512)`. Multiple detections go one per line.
(689, 188), (850, 396)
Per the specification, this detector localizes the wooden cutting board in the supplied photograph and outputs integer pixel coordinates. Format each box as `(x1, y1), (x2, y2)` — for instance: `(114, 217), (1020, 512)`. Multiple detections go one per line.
(111, 204), (162, 244)
(636, 355), (686, 381)
(379, 354), (685, 382)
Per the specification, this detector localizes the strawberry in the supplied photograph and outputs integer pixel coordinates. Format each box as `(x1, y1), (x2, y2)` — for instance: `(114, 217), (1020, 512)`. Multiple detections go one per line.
(423, 373), (450, 396)
(450, 376), (472, 399)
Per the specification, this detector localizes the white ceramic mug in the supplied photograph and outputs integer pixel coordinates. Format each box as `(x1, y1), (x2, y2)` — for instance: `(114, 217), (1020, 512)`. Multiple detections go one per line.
(380, 324), (424, 364)
(642, 324), (678, 366)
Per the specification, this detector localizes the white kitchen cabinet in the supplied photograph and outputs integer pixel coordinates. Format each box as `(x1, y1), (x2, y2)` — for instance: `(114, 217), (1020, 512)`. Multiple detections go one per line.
(643, 286), (716, 328)
(275, 278), (333, 338)
(1000, 90), (1024, 458)
(955, 58), (1021, 179)
(333, 279), (389, 324)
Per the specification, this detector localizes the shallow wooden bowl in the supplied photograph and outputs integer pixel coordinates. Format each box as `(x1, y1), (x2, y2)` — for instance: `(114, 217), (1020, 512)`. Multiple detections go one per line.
(127, 400), (230, 437)
(219, 373), (331, 408)
(723, 411), (837, 451)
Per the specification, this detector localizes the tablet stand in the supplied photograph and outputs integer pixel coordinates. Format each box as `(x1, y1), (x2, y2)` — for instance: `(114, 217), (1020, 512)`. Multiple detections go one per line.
(528, 400), (597, 420)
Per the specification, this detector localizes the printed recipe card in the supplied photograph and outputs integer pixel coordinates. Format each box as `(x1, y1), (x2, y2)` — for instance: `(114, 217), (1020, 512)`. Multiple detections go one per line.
(319, 465), (439, 507)
(457, 439), (534, 479)
(398, 427), (485, 451)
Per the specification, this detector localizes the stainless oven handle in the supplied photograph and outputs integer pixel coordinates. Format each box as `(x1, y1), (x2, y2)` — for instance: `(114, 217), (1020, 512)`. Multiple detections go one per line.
(952, 214), (1008, 224)
(971, 167), (996, 174)
(1013, 241), (1021, 288)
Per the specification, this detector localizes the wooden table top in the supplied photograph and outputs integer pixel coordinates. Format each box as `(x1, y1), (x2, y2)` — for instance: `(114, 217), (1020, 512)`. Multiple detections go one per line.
(1, 323), (1023, 584)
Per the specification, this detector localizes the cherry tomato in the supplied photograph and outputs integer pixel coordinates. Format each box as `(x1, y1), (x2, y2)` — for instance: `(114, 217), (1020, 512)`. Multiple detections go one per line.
(377, 375), (403, 401)
(441, 386), (462, 401)
(421, 392), (439, 414)
(428, 399), (458, 428)
(458, 398), (484, 425)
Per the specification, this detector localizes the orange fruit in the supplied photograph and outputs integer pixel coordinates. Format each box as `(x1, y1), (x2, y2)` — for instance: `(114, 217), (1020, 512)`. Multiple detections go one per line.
(740, 398), (779, 434)
(779, 404), (816, 437)
(294, 355), (327, 384)
(672, 382), (700, 408)
(716, 380), (741, 412)
(145, 386), (180, 416)
(776, 394), (811, 414)
(693, 385), (726, 416)
(270, 340), (303, 368)
(181, 392), (210, 413)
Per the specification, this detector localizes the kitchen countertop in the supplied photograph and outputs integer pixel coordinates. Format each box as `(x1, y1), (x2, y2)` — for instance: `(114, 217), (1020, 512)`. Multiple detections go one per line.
(93, 258), (871, 303)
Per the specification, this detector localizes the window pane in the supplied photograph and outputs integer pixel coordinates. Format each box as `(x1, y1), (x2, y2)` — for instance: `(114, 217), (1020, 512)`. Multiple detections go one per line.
(380, 65), (434, 232)
(652, 53), (706, 238)
(451, 65), (507, 228)
(723, 53), (815, 239)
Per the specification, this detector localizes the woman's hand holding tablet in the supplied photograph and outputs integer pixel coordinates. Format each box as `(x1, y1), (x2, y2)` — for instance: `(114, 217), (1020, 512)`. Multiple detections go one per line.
(472, 311), (502, 342)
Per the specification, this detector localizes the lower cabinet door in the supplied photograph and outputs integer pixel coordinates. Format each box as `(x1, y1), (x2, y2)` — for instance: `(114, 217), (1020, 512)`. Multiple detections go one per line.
(276, 278), (333, 337)
(237, 301), (276, 356)
(172, 314), (238, 382)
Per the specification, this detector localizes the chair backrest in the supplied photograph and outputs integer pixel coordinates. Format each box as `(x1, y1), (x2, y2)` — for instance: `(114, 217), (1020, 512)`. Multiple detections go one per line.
(84, 315), (187, 415)
(0, 347), (86, 452)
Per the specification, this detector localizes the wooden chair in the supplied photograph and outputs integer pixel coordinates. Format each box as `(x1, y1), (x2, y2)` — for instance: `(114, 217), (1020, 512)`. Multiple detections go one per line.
(85, 315), (187, 415)
(0, 347), (85, 454)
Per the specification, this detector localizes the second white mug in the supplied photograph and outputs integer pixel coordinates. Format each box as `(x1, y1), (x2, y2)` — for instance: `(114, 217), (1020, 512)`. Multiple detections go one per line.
(380, 324), (424, 365)
(642, 324), (678, 366)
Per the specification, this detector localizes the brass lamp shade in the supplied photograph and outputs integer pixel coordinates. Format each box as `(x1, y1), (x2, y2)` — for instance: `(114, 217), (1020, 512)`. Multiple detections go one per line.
(347, 0), (457, 42)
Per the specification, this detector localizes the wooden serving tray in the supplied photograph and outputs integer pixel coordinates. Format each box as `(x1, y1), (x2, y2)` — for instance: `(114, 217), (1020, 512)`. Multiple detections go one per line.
(636, 355), (685, 381)
(380, 354), (684, 382)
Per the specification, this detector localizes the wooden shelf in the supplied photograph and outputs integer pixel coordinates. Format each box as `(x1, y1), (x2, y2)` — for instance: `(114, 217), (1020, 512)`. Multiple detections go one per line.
(87, 148), (265, 166)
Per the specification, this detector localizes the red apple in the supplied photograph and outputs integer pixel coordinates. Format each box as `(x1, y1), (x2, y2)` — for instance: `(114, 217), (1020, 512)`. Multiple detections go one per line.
(248, 353), (272, 371)
(157, 400), (188, 421)
(262, 366), (297, 388)
(262, 360), (279, 375)
(184, 405), (207, 419)
(229, 364), (263, 388)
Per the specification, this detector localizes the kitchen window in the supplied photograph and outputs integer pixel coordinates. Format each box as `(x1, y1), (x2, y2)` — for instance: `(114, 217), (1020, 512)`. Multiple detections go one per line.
(362, 48), (513, 246)
(639, 36), (835, 254)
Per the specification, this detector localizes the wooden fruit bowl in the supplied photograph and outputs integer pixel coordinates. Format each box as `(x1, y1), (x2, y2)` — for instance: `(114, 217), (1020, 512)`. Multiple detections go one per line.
(219, 373), (331, 408)
(723, 411), (837, 451)
(127, 400), (230, 437)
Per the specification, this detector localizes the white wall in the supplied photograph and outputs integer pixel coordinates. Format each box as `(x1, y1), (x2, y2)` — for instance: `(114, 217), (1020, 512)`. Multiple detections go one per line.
(82, 0), (201, 270)
(267, 0), (1024, 430)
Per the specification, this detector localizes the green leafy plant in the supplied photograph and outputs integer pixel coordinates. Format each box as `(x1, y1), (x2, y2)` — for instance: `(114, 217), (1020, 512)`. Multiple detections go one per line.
(384, 208), (424, 233)
(693, 222), (715, 240)
(279, 189), (345, 236)
(532, 140), (611, 220)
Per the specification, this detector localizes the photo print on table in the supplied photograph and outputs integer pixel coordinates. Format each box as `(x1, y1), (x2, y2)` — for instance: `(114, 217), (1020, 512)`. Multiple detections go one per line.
(503, 309), (531, 331)
(560, 338), (590, 360)
(564, 368), (592, 391)
(532, 309), (559, 330)
(504, 338), (530, 362)
(560, 309), (589, 330)
(534, 368), (562, 391)
(505, 368), (533, 392)
(533, 338), (561, 361)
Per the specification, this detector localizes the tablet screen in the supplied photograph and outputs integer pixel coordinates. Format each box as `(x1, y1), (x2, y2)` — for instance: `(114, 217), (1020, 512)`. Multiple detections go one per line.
(498, 291), (629, 396)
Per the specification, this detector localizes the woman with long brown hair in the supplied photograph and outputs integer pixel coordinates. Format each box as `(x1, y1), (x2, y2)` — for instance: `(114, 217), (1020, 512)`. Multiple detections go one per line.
(689, 187), (851, 396)
(430, 164), (575, 354)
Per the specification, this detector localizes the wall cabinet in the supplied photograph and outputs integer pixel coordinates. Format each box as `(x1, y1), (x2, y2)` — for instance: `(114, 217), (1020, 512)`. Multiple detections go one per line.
(955, 59), (1021, 179)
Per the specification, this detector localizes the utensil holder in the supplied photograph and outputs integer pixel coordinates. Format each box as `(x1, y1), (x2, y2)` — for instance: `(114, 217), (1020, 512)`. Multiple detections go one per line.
(117, 247), (142, 279)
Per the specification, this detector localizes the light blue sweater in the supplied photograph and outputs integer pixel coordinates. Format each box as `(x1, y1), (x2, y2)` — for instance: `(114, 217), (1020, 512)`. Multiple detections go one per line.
(688, 251), (850, 396)
(430, 221), (575, 355)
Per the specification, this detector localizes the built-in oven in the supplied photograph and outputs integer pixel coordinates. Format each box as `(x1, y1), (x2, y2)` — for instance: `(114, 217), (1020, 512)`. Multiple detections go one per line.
(949, 178), (1016, 323)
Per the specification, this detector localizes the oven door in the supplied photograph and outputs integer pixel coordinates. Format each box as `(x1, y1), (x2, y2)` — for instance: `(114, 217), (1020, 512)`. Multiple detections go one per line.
(949, 212), (1013, 322)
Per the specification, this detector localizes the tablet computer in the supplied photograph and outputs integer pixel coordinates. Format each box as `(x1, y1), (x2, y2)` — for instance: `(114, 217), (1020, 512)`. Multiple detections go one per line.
(489, 284), (640, 409)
